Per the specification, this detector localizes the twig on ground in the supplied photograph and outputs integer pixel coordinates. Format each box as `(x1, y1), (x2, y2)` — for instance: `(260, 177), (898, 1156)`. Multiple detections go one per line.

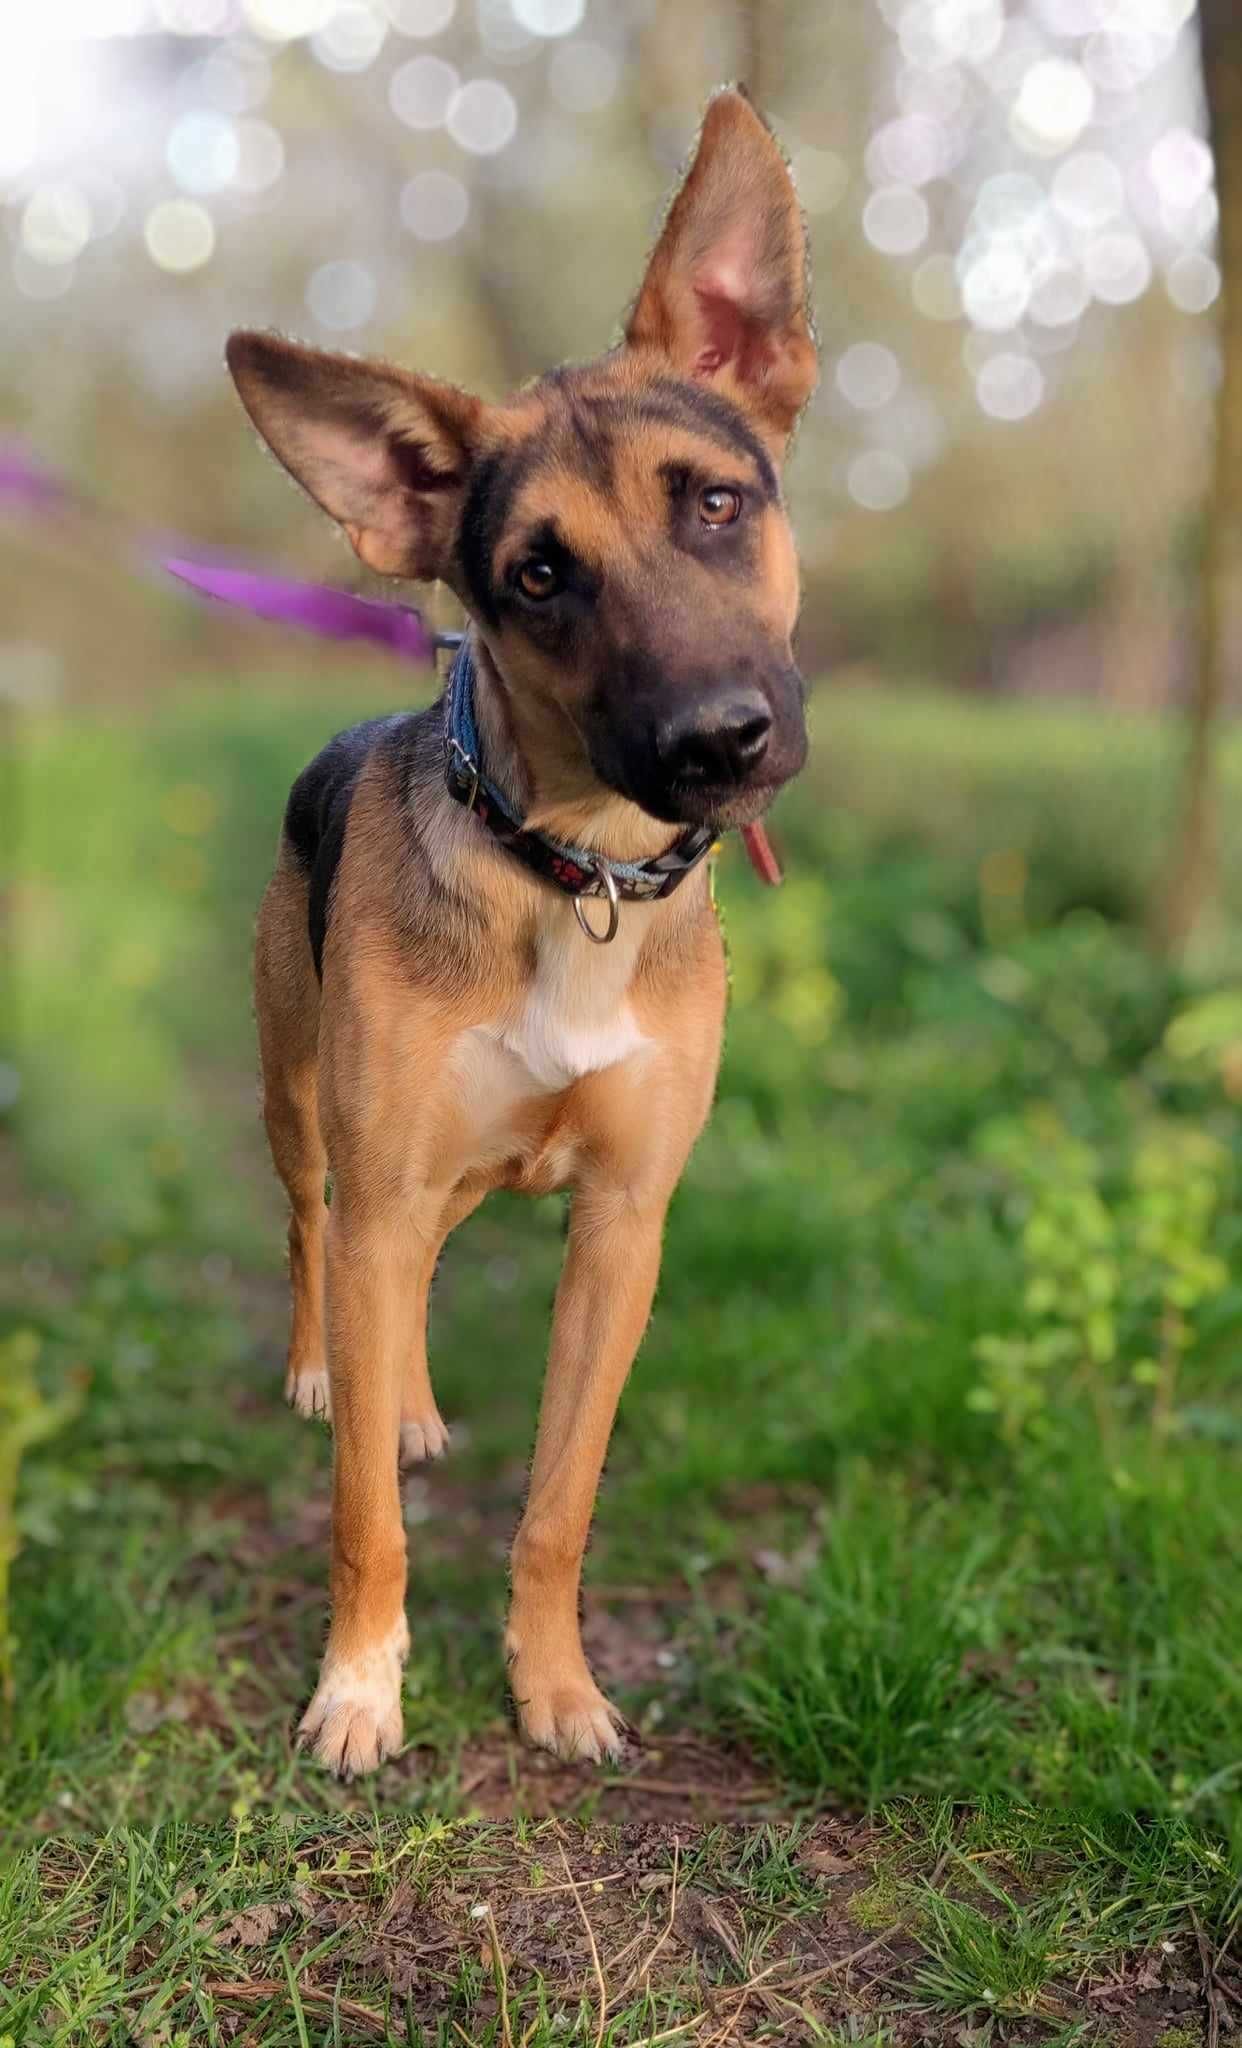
(521, 1868), (627, 1897)
(632, 2014), (710, 2048)
(698, 1896), (746, 1971)
(608, 1778), (772, 1803)
(1192, 1907), (1229, 2048)
(636, 1834), (681, 1993)
(482, 1904), (515, 2048)
(203, 1979), (388, 2035)
(558, 1835), (608, 2048)
(639, 1960), (787, 2047)
(703, 1989), (752, 2048)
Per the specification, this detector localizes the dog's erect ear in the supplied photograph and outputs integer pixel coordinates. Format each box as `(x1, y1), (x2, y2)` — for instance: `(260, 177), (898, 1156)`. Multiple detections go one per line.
(226, 331), (483, 580)
(625, 89), (817, 445)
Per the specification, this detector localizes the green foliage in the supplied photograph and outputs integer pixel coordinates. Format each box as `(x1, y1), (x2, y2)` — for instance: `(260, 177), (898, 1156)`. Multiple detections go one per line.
(707, 1484), (1007, 1809)
(914, 1883), (1061, 2020)
(968, 1111), (1230, 1453)
(0, 1330), (81, 1730)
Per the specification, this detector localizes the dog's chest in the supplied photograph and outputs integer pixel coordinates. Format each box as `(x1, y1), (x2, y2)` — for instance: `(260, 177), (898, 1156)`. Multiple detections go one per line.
(497, 916), (650, 1091)
(450, 908), (651, 1177)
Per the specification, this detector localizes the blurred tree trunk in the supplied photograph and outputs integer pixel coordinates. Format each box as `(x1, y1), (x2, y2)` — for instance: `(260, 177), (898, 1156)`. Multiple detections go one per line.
(1100, 306), (1178, 710)
(1161, 0), (1242, 949)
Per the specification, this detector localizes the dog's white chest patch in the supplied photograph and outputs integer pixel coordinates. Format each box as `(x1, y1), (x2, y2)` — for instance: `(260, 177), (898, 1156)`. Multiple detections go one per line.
(495, 912), (650, 1091)
(452, 903), (651, 1116)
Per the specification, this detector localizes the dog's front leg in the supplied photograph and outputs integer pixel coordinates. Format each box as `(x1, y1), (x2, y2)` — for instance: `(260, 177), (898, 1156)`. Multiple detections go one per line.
(506, 1183), (667, 1762)
(298, 1191), (430, 1778)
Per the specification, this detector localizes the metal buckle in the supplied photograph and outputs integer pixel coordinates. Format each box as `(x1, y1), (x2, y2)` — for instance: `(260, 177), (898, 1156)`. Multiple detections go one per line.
(448, 738), (481, 811)
(573, 858), (621, 945)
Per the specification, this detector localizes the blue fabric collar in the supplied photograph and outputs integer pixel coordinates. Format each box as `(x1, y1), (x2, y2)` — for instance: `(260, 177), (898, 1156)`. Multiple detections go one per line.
(443, 639), (715, 906)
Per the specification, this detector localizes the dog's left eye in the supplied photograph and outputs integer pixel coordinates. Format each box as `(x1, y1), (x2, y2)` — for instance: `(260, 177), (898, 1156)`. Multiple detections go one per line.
(516, 558), (562, 600)
(699, 486), (742, 528)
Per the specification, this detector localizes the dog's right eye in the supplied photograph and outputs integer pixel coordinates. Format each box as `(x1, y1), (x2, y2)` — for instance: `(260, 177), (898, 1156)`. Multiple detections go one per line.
(516, 558), (561, 601)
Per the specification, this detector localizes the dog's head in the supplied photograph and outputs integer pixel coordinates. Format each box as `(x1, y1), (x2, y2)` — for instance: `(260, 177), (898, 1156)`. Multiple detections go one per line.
(227, 89), (817, 832)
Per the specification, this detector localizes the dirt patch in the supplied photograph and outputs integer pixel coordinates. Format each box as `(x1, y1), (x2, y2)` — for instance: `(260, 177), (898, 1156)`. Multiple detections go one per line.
(400, 1728), (785, 1825)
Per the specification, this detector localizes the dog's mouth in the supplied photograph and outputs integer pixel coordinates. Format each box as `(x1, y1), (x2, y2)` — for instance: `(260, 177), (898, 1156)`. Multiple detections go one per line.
(644, 772), (785, 831)
(627, 727), (808, 831)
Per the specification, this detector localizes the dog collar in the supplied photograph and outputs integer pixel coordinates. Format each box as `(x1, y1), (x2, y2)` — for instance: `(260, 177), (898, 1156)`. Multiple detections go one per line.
(444, 638), (715, 942)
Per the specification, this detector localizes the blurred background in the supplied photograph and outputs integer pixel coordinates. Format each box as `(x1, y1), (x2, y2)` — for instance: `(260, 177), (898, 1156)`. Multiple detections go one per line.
(0, 0), (1234, 707)
(4, 0), (1242, 1867)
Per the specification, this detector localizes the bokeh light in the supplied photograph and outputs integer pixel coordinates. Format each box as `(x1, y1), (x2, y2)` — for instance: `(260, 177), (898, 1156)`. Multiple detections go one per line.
(867, 113), (950, 188)
(975, 350), (1045, 420)
(960, 246), (1031, 332)
(389, 53), (458, 129)
(837, 343), (901, 412)
(312, 0), (388, 70)
(1166, 250), (1221, 315)
(21, 183), (92, 265)
(196, 46), (271, 113)
(1012, 59), (1095, 154)
(401, 168), (469, 240)
(863, 185), (930, 257)
(512, 0), (583, 35)
(232, 119), (285, 193)
(13, 248), (77, 299)
(167, 112), (241, 195)
(306, 257), (377, 329)
(1029, 266), (1090, 325)
(384, 0), (455, 32)
(548, 39), (618, 113)
(1084, 230), (1152, 304)
(242, 0), (333, 36)
(144, 199), (216, 272)
(848, 448), (910, 511)
(446, 77), (518, 155)
(156, 0), (235, 28)
(1051, 152), (1125, 229)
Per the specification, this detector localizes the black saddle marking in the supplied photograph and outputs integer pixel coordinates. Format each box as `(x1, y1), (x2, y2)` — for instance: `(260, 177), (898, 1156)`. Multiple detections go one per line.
(284, 714), (407, 979)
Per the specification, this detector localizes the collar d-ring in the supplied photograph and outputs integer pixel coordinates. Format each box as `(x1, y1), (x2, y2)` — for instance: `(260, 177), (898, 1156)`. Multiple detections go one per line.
(449, 736), (480, 811)
(573, 859), (621, 944)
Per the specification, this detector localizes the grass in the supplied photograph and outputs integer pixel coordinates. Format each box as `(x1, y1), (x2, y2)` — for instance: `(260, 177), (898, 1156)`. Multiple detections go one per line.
(1, 1807), (1233, 2043)
(4, 670), (1242, 2040)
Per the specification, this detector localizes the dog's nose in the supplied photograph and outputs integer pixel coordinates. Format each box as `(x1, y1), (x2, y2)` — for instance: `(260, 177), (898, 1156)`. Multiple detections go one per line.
(658, 692), (772, 787)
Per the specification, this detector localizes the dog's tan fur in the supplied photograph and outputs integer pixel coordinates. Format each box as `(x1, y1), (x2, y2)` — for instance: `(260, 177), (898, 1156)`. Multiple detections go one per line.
(232, 89), (816, 1777)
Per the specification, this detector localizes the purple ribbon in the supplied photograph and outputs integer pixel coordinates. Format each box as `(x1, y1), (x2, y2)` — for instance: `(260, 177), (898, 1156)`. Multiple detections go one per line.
(165, 557), (434, 662)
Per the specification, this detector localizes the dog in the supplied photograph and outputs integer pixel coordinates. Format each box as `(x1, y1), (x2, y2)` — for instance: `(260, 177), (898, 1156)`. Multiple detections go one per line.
(226, 87), (817, 1779)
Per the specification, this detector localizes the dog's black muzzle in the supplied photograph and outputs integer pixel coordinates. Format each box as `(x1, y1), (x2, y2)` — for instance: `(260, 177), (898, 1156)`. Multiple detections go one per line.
(590, 667), (808, 829)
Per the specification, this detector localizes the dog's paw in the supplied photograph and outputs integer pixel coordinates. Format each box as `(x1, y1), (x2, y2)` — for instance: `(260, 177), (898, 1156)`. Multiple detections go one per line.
(285, 1363), (331, 1422)
(511, 1664), (630, 1765)
(297, 1628), (407, 1781)
(399, 1408), (450, 1466)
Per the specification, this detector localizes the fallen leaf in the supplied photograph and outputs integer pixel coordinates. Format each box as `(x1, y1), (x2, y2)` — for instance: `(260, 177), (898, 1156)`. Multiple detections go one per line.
(219, 1903), (291, 1949)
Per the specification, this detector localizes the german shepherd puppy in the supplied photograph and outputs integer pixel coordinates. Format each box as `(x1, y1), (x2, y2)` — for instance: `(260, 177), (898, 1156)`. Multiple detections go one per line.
(227, 88), (817, 1779)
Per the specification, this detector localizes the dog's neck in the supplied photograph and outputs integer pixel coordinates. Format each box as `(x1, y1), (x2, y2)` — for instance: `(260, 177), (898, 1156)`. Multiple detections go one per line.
(469, 633), (681, 867)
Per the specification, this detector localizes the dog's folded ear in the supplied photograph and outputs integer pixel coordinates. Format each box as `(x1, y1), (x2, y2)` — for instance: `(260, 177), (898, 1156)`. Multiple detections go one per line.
(625, 88), (817, 447)
(225, 332), (482, 580)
